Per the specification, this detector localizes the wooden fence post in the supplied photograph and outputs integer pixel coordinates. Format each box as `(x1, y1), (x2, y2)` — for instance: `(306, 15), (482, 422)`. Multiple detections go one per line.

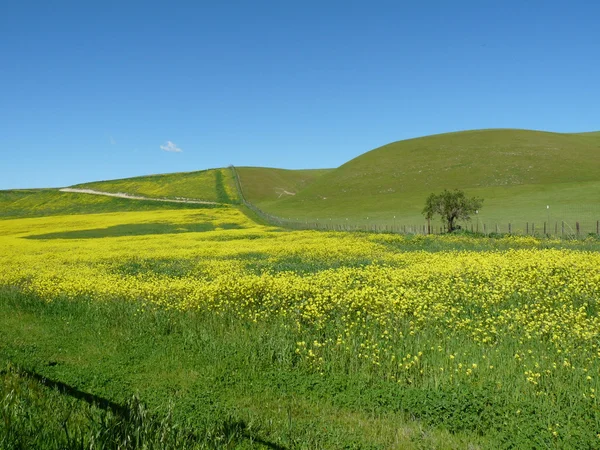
(508, 223), (512, 234)
(544, 222), (547, 236)
(576, 221), (580, 236)
(561, 221), (565, 237)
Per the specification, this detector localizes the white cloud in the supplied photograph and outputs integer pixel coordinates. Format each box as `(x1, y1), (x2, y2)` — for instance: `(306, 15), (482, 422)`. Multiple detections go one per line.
(160, 141), (182, 153)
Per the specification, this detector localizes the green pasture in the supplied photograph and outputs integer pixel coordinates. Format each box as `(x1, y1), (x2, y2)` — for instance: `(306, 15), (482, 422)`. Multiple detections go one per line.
(235, 167), (332, 204)
(246, 129), (600, 232)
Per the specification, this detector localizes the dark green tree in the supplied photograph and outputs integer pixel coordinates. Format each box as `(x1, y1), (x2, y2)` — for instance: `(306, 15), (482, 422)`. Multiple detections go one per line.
(422, 189), (483, 233)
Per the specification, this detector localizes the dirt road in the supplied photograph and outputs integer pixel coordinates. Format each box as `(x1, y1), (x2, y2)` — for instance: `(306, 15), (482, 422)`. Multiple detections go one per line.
(59, 188), (219, 205)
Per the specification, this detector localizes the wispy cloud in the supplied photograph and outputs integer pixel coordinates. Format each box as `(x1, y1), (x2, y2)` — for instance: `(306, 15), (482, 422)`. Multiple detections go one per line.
(160, 141), (182, 153)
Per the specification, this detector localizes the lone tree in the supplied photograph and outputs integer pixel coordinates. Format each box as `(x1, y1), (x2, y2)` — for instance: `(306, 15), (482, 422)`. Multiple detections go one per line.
(422, 189), (483, 233)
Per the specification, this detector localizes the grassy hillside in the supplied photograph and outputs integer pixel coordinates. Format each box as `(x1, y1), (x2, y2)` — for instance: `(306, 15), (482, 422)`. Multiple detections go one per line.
(73, 168), (239, 204)
(0, 189), (209, 219)
(235, 166), (332, 206)
(260, 129), (600, 230)
(5, 129), (599, 232)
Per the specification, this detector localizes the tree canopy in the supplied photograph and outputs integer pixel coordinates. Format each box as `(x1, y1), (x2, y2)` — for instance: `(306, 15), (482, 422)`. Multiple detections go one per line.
(422, 189), (483, 232)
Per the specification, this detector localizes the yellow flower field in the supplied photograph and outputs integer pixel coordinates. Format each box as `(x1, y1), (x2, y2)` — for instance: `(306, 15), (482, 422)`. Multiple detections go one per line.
(2, 206), (600, 445)
(0, 209), (598, 383)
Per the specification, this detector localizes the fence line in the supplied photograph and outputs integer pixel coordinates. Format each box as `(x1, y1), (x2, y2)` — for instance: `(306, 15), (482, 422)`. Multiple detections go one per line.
(229, 167), (600, 238)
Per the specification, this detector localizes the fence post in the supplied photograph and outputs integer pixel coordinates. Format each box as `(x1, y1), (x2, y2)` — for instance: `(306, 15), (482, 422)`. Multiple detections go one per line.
(576, 221), (580, 236)
(562, 221), (565, 237)
(483, 224), (486, 235)
(508, 223), (512, 234)
(555, 222), (558, 236)
(597, 220), (599, 236)
(544, 222), (546, 236)
(526, 222), (529, 235)
(495, 224), (499, 234)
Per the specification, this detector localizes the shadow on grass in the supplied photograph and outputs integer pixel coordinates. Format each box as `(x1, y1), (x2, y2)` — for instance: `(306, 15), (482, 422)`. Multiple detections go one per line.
(0, 366), (288, 449)
(24, 222), (235, 239)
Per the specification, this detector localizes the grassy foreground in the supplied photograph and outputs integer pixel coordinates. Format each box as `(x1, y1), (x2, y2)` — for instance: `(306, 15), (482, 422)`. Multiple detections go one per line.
(0, 290), (483, 449)
(2, 208), (600, 448)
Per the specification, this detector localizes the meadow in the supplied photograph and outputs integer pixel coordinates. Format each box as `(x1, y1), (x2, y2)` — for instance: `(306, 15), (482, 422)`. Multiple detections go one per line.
(2, 205), (600, 448)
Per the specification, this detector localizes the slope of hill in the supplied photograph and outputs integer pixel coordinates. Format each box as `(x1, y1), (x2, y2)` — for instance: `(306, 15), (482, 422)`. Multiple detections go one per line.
(73, 168), (239, 204)
(260, 129), (600, 229)
(234, 167), (332, 206)
(0, 189), (206, 219)
(3, 129), (599, 231)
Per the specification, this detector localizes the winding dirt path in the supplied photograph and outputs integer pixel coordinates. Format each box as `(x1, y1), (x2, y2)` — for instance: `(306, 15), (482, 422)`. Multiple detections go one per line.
(59, 188), (220, 205)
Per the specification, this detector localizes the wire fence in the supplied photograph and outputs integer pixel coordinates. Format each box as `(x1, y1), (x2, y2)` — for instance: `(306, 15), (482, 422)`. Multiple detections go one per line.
(230, 166), (600, 238)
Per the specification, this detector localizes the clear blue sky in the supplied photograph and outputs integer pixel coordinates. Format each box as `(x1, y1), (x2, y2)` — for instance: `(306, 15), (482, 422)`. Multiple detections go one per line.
(1, 0), (598, 189)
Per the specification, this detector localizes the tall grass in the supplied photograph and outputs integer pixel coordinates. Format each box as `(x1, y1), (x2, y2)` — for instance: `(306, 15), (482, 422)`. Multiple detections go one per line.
(3, 282), (600, 448)
(0, 289), (485, 449)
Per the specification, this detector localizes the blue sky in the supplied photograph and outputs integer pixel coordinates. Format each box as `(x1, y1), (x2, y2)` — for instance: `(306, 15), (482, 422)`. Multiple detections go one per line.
(1, 0), (598, 189)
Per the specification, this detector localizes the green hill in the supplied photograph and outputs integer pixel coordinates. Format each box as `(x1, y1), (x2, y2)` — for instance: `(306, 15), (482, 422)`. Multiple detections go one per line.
(235, 167), (332, 206)
(0, 189), (206, 219)
(260, 129), (600, 231)
(73, 168), (239, 204)
(3, 129), (599, 233)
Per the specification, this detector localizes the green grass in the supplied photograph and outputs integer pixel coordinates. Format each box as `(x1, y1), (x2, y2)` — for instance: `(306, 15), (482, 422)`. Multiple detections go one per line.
(256, 129), (600, 230)
(0, 365), (209, 449)
(0, 289), (485, 449)
(73, 168), (240, 204)
(235, 167), (332, 205)
(0, 189), (208, 220)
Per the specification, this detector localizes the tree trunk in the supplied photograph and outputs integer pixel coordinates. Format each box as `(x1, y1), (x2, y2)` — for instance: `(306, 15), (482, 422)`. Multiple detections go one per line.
(447, 218), (455, 233)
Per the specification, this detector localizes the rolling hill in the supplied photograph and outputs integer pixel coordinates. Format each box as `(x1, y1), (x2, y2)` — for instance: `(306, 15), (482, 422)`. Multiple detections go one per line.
(234, 167), (333, 205)
(2, 128), (599, 233)
(259, 129), (600, 231)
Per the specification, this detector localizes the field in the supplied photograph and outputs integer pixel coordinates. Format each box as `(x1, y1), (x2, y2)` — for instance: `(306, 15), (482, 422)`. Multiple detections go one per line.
(2, 205), (600, 448)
